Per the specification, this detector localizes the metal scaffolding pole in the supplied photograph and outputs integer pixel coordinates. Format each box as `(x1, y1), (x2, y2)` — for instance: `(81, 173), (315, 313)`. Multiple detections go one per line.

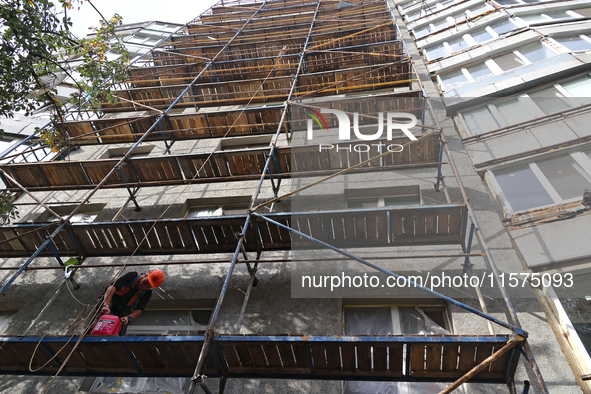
(188, 1), (323, 392)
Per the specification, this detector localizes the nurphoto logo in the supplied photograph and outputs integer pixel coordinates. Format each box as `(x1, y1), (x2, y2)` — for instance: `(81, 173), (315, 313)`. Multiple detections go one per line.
(305, 108), (418, 153)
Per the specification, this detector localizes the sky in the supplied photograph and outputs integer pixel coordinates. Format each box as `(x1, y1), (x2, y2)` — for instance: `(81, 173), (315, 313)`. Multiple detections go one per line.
(68, 0), (220, 38)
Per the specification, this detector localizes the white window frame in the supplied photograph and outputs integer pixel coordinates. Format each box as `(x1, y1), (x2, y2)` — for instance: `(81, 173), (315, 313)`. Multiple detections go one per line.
(550, 34), (591, 53)
(458, 75), (591, 136)
(488, 148), (591, 214)
(411, 3), (494, 37)
(422, 18), (517, 61)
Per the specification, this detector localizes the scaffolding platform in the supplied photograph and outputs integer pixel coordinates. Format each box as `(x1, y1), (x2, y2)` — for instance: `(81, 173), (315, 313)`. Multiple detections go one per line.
(0, 205), (466, 257)
(0, 334), (519, 382)
(0, 134), (439, 191)
(59, 92), (423, 146)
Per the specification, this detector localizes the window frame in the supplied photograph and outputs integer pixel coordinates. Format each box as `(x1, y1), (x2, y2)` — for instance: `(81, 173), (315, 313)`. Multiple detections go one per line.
(550, 34), (591, 53)
(422, 18), (518, 61)
(488, 148), (591, 214)
(184, 196), (251, 218)
(458, 74), (591, 137)
(342, 303), (453, 336)
(513, 9), (585, 26)
(33, 203), (106, 224)
(436, 42), (559, 91)
(411, 2), (495, 38)
(344, 186), (423, 209)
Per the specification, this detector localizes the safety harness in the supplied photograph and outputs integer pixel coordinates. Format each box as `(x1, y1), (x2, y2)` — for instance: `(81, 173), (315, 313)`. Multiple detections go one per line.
(114, 272), (149, 307)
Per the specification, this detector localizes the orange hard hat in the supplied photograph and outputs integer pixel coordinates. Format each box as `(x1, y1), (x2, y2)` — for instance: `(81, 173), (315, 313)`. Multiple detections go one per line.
(148, 270), (165, 288)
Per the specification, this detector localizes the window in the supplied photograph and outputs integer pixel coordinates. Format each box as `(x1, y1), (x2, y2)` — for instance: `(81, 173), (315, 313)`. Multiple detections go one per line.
(0, 136), (55, 165)
(218, 135), (272, 151)
(125, 309), (210, 335)
(554, 35), (591, 52)
(461, 106), (500, 134)
(528, 87), (572, 114)
(458, 73), (591, 135)
(496, 97), (536, 125)
(0, 309), (18, 334)
(422, 19), (518, 61)
(184, 196), (250, 218)
(515, 10), (585, 26)
(401, 0), (463, 21)
(439, 69), (469, 90)
(562, 74), (591, 104)
(343, 305), (451, 394)
(345, 186), (422, 209)
(101, 145), (154, 159)
(437, 42), (557, 91)
(83, 304), (213, 394)
(34, 204), (105, 223)
(494, 165), (554, 212)
(412, 3), (494, 38)
(520, 42), (556, 63)
(491, 150), (591, 213)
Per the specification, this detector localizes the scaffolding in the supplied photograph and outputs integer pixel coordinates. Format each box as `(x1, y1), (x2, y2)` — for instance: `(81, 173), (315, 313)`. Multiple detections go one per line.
(0, 0), (548, 393)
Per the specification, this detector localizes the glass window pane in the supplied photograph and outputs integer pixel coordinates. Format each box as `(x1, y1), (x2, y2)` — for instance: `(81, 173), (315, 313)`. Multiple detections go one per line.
(545, 11), (574, 21)
(495, 97), (536, 125)
(528, 87), (572, 114)
(519, 14), (548, 23)
(469, 4), (494, 16)
(495, 0), (520, 4)
(448, 36), (470, 52)
(466, 62), (494, 81)
(433, 19), (450, 31)
(440, 69), (469, 90)
(556, 36), (591, 51)
(471, 28), (494, 43)
(461, 106), (500, 135)
(493, 51), (527, 71)
(520, 42), (555, 63)
(561, 74), (591, 104)
(425, 45), (449, 60)
(495, 165), (554, 211)
(537, 155), (591, 200)
(490, 20), (516, 35)
(414, 27), (431, 38)
(344, 307), (393, 335)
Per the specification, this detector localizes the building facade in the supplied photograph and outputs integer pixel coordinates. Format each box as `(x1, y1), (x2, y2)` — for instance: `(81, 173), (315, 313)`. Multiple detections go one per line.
(0, 0), (585, 393)
(397, 0), (591, 390)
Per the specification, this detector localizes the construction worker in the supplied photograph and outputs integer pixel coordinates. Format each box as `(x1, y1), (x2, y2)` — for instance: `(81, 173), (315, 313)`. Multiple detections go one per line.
(100, 270), (165, 332)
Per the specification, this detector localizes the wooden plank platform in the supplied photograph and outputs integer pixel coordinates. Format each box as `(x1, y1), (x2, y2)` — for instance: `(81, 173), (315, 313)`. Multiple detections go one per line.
(0, 204), (466, 258)
(59, 106), (284, 145)
(0, 335), (518, 382)
(0, 134), (440, 191)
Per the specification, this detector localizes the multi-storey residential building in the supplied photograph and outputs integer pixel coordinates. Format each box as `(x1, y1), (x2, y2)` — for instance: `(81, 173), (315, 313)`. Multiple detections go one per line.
(398, 0), (591, 391)
(0, 0), (584, 393)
